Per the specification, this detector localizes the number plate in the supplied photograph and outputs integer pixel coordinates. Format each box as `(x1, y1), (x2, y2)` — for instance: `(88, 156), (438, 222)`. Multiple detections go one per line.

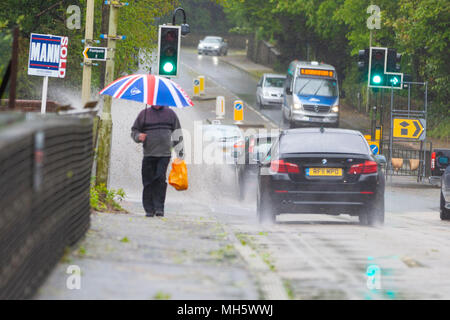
(306, 168), (342, 176)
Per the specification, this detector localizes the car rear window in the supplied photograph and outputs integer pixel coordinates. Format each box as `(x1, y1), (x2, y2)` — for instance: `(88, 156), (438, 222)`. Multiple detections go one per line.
(280, 132), (370, 154)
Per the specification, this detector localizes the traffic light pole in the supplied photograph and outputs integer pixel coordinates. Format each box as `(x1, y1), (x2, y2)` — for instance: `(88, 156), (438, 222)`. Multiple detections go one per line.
(96, 3), (119, 187)
(365, 30), (373, 113)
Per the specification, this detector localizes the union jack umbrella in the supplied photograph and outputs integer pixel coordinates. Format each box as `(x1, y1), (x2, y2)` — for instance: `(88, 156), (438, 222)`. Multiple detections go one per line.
(99, 74), (194, 108)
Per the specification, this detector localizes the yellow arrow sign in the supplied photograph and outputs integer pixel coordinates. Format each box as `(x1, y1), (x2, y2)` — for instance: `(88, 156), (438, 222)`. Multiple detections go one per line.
(393, 118), (425, 140)
(83, 47), (107, 61)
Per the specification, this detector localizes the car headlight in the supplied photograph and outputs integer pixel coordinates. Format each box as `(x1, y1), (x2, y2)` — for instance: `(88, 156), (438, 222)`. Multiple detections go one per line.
(293, 102), (302, 110)
(331, 105), (339, 112)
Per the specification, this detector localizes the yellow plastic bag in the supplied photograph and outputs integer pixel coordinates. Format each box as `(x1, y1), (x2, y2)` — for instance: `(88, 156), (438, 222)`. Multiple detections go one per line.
(168, 158), (188, 191)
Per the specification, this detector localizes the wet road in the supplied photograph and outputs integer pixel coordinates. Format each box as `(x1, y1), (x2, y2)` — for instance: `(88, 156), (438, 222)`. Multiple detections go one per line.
(181, 50), (289, 128)
(37, 49), (450, 299)
(177, 50), (450, 299)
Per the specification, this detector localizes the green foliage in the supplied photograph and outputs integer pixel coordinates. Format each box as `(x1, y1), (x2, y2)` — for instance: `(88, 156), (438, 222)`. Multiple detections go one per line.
(153, 291), (171, 300)
(178, 0), (232, 34)
(223, 0), (449, 138)
(90, 177), (127, 212)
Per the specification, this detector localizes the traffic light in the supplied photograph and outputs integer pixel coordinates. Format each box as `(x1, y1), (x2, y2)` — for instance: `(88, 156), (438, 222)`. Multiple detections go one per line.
(368, 47), (403, 89)
(157, 25), (181, 77)
(358, 48), (369, 71)
(357, 48), (369, 82)
(387, 48), (401, 72)
(368, 47), (386, 87)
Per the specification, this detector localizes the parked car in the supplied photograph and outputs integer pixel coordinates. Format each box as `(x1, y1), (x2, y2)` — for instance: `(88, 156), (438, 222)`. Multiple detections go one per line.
(236, 132), (278, 200)
(429, 148), (450, 186)
(257, 128), (386, 225)
(440, 166), (450, 220)
(256, 74), (286, 109)
(197, 36), (228, 56)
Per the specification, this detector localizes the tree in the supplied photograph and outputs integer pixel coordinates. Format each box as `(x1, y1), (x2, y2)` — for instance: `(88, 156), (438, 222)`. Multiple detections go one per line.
(0, 0), (176, 100)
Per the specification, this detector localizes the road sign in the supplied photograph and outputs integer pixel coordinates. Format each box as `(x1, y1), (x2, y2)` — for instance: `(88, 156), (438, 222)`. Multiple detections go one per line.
(370, 143), (379, 155)
(193, 78), (200, 97)
(28, 33), (68, 78)
(393, 118), (426, 140)
(83, 46), (107, 61)
(234, 100), (244, 122)
(216, 96), (225, 119)
(364, 135), (380, 155)
(198, 75), (205, 95)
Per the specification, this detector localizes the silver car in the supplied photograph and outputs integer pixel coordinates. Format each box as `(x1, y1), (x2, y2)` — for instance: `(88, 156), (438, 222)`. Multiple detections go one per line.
(197, 36), (228, 56)
(256, 74), (286, 109)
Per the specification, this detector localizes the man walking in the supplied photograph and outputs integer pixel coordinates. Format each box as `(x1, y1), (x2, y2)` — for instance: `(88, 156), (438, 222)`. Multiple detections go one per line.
(131, 105), (183, 217)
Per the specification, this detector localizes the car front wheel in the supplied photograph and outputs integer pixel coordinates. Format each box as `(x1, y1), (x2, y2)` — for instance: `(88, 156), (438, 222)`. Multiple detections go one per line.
(440, 192), (450, 220)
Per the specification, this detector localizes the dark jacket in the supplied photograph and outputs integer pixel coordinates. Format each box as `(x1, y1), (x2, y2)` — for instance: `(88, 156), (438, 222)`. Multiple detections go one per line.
(131, 106), (183, 158)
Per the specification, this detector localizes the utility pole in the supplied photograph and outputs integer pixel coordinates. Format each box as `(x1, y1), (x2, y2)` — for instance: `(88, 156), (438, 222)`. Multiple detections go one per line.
(366, 30), (372, 113)
(96, 2), (119, 187)
(81, 0), (95, 107)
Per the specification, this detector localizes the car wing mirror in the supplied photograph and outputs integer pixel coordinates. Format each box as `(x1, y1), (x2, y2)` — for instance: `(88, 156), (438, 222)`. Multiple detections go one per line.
(374, 154), (387, 165)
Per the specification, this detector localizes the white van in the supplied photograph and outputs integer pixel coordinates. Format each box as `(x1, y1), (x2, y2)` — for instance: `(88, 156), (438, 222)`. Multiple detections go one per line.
(282, 60), (340, 128)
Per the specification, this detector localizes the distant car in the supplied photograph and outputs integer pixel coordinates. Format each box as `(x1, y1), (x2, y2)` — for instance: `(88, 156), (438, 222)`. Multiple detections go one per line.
(202, 124), (244, 164)
(197, 36), (228, 56)
(236, 133), (278, 200)
(430, 149), (450, 186)
(256, 74), (286, 109)
(257, 128), (386, 225)
(441, 166), (450, 220)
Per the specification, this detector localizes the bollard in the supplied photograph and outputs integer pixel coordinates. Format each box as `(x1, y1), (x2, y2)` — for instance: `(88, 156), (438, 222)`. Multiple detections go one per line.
(193, 78), (200, 97)
(216, 96), (225, 119)
(198, 75), (205, 95)
(233, 100), (244, 124)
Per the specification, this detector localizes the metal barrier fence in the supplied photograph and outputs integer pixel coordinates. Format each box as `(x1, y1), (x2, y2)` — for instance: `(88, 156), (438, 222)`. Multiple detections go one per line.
(0, 113), (94, 299)
(381, 141), (432, 181)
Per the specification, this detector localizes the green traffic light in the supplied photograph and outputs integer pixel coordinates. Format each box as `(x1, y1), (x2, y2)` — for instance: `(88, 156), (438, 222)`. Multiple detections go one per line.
(163, 61), (174, 73)
(390, 76), (399, 85)
(372, 75), (382, 84)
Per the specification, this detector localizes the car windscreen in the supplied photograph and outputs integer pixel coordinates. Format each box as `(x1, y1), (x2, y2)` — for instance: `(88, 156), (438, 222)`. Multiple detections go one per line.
(264, 77), (285, 88)
(280, 133), (370, 155)
(294, 77), (337, 97)
(203, 37), (221, 43)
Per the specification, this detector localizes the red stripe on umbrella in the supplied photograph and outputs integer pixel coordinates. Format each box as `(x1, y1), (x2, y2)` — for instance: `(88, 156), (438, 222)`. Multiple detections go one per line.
(147, 74), (155, 105)
(114, 75), (140, 99)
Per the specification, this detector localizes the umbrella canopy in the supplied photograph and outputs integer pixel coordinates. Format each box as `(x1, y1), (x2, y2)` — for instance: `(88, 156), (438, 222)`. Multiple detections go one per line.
(99, 74), (193, 108)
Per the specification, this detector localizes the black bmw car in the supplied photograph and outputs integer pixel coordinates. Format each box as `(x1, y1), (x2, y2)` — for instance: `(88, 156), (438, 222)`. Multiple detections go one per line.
(441, 166), (450, 220)
(257, 128), (386, 226)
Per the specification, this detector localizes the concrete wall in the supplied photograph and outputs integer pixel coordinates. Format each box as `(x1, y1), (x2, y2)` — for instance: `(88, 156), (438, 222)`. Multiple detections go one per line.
(247, 35), (282, 71)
